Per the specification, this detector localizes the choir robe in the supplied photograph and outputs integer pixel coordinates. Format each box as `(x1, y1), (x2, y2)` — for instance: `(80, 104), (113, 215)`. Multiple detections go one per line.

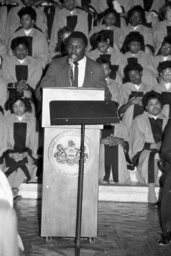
(153, 20), (171, 53)
(49, 7), (88, 57)
(8, 28), (50, 68)
(132, 0), (165, 13)
(0, 76), (8, 111)
(118, 82), (153, 134)
(119, 51), (157, 77)
(0, 6), (8, 43)
(129, 112), (168, 185)
(99, 122), (131, 184)
(5, 4), (47, 42)
(117, 24), (154, 50)
(87, 46), (123, 67)
(39, 5), (59, 41)
(2, 55), (43, 90)
(89, 24), (124, 50)
(0, 36), (8, 58)
(106, 77), (120, 103)
(90, 0), (133, 13)
(0, 115), (7, 163)
(2, 113), (38, 189)
(89, 0), (112, 13)
(154, 81), (171, 118)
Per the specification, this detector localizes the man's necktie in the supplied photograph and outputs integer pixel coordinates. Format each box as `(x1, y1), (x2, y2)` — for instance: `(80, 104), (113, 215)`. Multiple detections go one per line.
(74, 62), (79, 87)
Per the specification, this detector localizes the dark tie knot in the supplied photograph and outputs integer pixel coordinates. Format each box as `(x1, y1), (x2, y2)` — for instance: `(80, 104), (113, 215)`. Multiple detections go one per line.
(74, 61), (79, 66)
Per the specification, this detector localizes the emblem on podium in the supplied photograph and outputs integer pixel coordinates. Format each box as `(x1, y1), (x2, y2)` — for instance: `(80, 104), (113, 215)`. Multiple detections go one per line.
(48, 131), (90, 176)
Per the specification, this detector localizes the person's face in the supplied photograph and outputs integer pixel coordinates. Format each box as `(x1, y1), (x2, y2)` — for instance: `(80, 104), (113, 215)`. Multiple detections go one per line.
(146, 98), (162, 116)
(12, 100), (26, 116)
(13, 43), (28, 59)
(20, 14), (34, 30)
(129, 11), (142, 26)
(166, 7), (171, 22)
(102, 63), (111, 78)
(22, 0), (33, 6)
(64, 0), (75, 11)
(104, 13), (116, 27)
(161, 67), (171, 82)
(67, 37), (87, 62)
(128, 41), (141, 54)
(128, 69), (142, 84)
(160, 42), (171, 56)
(98, 41), (109, 53)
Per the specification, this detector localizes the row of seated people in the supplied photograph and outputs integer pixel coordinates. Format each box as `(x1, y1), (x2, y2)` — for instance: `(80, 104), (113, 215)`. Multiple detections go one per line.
(0, 31), (171, 204)
(1, 0), (171, 64)
(0, 0), (170, 203)
(2, 28), (171, 111)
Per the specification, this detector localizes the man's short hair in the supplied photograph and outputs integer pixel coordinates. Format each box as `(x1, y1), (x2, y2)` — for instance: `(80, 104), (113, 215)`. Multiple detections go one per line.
(67, 31), (88, 46)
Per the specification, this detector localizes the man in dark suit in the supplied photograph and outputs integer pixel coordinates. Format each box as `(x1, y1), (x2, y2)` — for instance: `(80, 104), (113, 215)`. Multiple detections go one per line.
(158, 119), (171, 245)
(40, 31), (111, 100)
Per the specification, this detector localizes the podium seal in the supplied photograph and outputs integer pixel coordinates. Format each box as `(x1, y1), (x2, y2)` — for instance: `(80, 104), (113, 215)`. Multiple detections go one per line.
(48, 131), (91, 176)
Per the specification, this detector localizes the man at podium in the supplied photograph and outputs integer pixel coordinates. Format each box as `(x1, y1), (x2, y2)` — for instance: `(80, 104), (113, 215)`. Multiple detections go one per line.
(40, 31), (111, 100)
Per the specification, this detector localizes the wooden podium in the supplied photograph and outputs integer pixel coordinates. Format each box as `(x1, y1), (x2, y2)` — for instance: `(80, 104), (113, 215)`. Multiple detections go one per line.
(41, 88), (105, 238)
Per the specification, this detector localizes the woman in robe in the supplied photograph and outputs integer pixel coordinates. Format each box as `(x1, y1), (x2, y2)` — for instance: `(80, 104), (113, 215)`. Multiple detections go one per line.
(129, 91), (168, 203)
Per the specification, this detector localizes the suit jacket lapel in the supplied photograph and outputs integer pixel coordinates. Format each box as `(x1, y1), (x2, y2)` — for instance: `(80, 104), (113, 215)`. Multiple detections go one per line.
(61, 57), (71, 87)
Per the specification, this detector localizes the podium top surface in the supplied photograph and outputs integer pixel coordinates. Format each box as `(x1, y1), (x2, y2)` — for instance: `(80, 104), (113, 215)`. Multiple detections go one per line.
(42, 87), (105, 127)
(50, 101), (119, 125)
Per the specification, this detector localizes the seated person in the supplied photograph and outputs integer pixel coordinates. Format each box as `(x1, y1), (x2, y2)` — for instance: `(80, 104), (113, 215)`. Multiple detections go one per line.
(53, 26), (72, 58)
(2, 36), (43, 110)
(129, 91), (168, 203)
(153, 36), (171, 69)
(155, 61), (171, 118)
(5, 0), (47, 42)
(87, 30), (123, 68)
(89, 0), (123, 14)
(153, 2), (171, 53)
(8, 6), (50, 68)
(96, 57), (121, 103)
(99, 121), (131, 185)
(117, 5), (154, 54)
(89, 8), (125, 49)
(49, 0), (89, 57)
(120, 31), (156, 76)
(1, 96), (38, 198)
(118, 63), (153, 133)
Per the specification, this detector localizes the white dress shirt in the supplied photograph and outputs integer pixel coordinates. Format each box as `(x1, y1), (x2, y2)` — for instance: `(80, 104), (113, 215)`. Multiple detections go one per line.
(73, 56), (87, 87)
